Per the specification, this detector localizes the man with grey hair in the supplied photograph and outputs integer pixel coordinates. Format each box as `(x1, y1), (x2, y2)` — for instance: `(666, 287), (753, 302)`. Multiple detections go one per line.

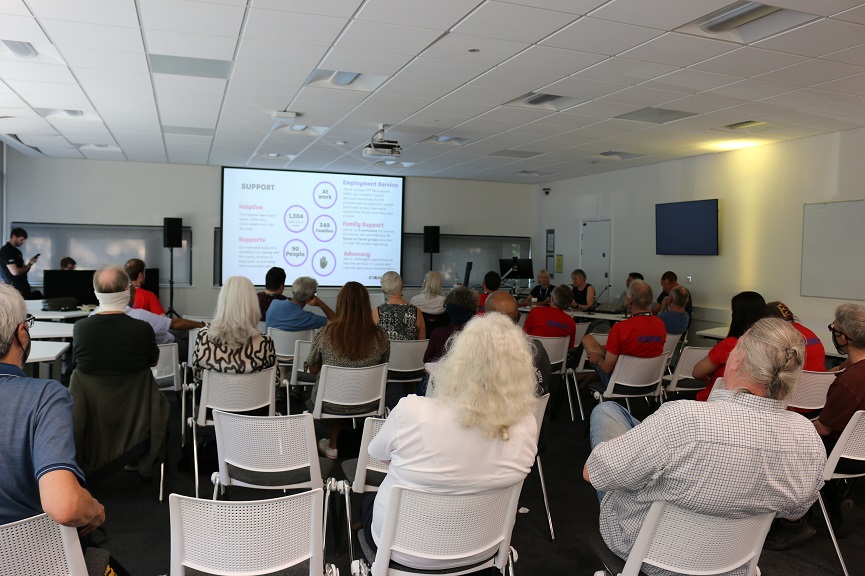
(584, 318), (826, 573)
(0, 283), (105, 532)
(73, 265), (159, 374)
(657, 284), (689, 335)
(265, 275), (334, 332)
(523, 284), (578, 347)
(582, 280), (666, 387)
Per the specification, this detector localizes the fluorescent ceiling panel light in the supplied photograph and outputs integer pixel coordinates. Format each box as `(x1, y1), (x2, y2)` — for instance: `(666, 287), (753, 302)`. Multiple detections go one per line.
(148, 54), (233, 79)
(2, 40), (38, 58)
(615, 107), (698, 124)
(700, 1), (780, 33)
(524, 93), (561, 106)
(504, 92), (583, 112)
(289, 124), (307, 132)
(725, 120), (767, 130)
(330, 71), (360, 86)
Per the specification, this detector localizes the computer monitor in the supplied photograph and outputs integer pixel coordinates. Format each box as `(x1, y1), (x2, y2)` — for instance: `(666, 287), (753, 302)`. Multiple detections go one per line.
(499, 258), (534, 280)
(42, 267), (160, 306)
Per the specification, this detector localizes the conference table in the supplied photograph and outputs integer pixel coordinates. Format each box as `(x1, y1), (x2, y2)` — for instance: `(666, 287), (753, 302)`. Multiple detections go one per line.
(696, 326), (844, 359)
(27, 341), (69, 380)
(32, 309), (90, 321)
(518, 306), (627, 323)
(30, 321), (75, 339)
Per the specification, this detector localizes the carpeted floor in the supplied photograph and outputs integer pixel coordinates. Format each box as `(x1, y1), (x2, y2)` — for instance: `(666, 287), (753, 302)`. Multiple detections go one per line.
(86, 384), (865, 575)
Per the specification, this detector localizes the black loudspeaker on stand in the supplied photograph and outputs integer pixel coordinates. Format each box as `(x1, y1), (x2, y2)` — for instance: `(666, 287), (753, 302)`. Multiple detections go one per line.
(163, 217), (182, 318)
(423, 225), (440, 271)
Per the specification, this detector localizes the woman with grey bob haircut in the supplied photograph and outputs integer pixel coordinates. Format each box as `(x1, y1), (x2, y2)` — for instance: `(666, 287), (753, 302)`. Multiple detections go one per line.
(373, 271), (426, 340)
(410, 270), (445, 315)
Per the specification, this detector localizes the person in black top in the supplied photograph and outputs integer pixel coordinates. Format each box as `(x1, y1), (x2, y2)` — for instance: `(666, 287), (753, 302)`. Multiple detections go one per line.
(521, 269), (555, 307)
(652, 270), (693, 316)
(569, 268), (595, 311)
(0, 228), (37, 298)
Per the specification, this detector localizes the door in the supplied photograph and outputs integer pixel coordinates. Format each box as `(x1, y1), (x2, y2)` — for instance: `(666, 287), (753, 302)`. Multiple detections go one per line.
(581, 220), (611, 303)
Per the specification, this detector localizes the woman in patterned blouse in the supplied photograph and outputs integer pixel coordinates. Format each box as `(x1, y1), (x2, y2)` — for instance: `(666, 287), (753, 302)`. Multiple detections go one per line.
(308, 282), (390, 459)
(372, 270), (426, 340)
(192, 275), (276, 385)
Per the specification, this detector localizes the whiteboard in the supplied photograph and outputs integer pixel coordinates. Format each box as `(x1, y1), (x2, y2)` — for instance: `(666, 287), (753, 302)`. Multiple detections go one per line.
(801, 200), (865, 301)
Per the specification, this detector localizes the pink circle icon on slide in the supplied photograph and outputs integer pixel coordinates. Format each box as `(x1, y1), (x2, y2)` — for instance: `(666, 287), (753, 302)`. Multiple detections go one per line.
(284, 205), (309, 233)
(283, 239), (308, 267)
(313, 181), (337, 209)
(313, 215), (337, 242)
(313, 249), (336, 277)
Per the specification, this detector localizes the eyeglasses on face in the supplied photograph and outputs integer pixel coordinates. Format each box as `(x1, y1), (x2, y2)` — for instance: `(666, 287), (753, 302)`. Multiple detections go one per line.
(23, 314), (35, 328)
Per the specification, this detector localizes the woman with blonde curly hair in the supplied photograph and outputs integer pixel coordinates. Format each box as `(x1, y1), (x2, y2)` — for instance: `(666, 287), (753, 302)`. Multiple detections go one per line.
(361, 312), (539, 569)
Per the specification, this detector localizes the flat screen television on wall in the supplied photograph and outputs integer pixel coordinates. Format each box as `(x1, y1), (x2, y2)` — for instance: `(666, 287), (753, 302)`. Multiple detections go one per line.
(655, 199), (719, 255)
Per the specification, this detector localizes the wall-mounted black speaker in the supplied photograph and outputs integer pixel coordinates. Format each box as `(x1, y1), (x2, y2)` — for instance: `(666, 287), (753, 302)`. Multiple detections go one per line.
(163, 217), (183, 248)
(423, 226), (440, 254)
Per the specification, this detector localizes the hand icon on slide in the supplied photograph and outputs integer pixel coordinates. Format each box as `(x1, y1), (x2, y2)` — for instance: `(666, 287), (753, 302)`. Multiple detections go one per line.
(320, 255), (328, 269)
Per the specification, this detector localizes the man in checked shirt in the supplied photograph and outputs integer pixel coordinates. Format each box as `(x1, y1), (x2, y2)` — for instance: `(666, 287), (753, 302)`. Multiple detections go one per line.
(583, 317), (826, 575)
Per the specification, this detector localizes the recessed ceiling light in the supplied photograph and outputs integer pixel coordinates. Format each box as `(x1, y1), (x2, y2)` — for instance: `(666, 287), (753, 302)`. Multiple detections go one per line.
(700, 1), (780, 33)
(63, 109), (84, 117)
(703, 138), (775, 151)
(266, 152), (280, 158)
(615, 107), (698, 124)
(290, 124), (308, 132)
(384, 160), (398, 165)
(336, 140), (347, 146)
(523, 93), (561, 106)
(330, 71), (360, 86)
(435, 135), (455, 142)
(724, 120), (767, 131)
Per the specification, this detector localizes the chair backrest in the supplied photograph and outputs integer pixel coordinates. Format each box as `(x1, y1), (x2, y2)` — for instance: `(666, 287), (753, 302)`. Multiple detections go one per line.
(352, 417), (389, 494)
(289, 340), (314, 387)
(268, 327), (315, 360)
(169, 490), (324, 576)
(621, 500), (774, 576)
(387, 339), (428, 373)
(0, 513), (87, 575)
(531, 336), (569, 375)
(534, 393), (550, 436)
(371, 482), (524, 576)
(312, 363), (388, 419)
(573, 322), (591, 344)
(213, 411), (324, 491)
(575, 333), (608, 373)
(662, 333), (682, 366)
(666, 346), (712, 392)
(152, 342), (180, 392)
(825, 410), (865, 481)
(787, 369), (835, 412)
(186, 327), (201, 368)
(198, 366), (277, 426)
(603, 353), (670, 399)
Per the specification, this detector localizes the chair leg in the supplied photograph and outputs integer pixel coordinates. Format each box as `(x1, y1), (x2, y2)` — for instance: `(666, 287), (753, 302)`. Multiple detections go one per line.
(180, 387), (187, 447)
(565, 371), (576, 422)
(536, 456), (555, 541)
(818, 492), (851, 576)
(323, 478), (335, 554)
(575, 377), (586, 421)
(190, 420), (199, 498)
(343, 482), (355, 564)
(159, 462), (164, 502)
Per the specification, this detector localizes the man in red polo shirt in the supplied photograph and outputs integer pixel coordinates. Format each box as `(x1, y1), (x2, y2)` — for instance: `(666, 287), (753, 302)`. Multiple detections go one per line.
(582, 280), (666, 387)
(523, 285), (577, 348)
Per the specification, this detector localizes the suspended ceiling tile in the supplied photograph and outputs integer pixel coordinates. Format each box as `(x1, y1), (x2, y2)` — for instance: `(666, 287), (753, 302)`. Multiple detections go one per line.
(621, 32), (736, 67)
(819, 43), (865, 66)
(805, 98), (865, 117)
(0, 61), (75, 83)
(563, 100), (643, 118)
(543, 76), (628, 100)
(600, 86), (685, 107)
(355, 0), (476, 30)
(0, 15), (51, 44)
(144, 30), (239, 61)
(422, 33), (528, 66)
(815, 72), (865, 95)
(640, 69), (742, 93)
(767, 0), (864, 17)
(40, 20), (144, 52)
(139, 0), (244, 36)
(398, 57), (489, 85)
(755, 58), (865, 87)
(336, 20), (443, 55)
(27, 0), (140, 27)
(759, 88), (853, 109)
(590, 0), (732, 31)
(753, 18), (865, 58)
(471, 67), (563, 93)
(707, 79), (797, 100)
(0, 0), (31, 17)
(244, 9), (347, 45)
(542, 17), (664, 56)
(235, 39), (328, 68)
(58, 46), (148, 73)
(501, 46), (607, 76)
(319, 47), (414, 77)
(247, 0), (363, 17)
(576, 58), (678, 86)
(833, 4), (865, 24)
(690, 47), (808, 77)
(453, 2), (577, 43)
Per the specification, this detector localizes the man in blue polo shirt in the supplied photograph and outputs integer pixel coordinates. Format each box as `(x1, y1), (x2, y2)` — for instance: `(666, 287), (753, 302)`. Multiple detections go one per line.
(266, 276), (335, 332)
(0, 283), (105, 532)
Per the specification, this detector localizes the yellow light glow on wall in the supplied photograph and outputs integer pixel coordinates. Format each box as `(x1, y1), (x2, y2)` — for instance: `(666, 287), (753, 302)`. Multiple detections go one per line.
(702, 138), (778, 151)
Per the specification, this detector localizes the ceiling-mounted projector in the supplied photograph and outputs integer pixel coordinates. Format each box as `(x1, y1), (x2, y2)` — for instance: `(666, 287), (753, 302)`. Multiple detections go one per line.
(363, 124), (402, 159)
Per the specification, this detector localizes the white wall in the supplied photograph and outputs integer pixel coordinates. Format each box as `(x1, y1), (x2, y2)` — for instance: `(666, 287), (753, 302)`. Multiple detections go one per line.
(536, 127), (865, 331)
(4, 150), (535, 315)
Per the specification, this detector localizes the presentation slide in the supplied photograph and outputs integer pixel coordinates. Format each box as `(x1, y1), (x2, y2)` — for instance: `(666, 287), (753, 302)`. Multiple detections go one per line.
(222, 168), (404, 286)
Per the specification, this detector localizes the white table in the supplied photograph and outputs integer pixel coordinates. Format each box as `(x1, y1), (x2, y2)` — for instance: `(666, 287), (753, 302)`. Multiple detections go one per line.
(696, 326), (844, 359)
(518, 306), (626, 323)
(26, 341), (70, 379)
(30, 321), (75, 339)
(32, 309), (90, 321)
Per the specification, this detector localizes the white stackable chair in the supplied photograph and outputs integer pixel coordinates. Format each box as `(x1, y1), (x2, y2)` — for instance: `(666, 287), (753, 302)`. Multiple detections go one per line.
(257, 320), (267, 334)
(589, 353), (670, 413)
(386, 339), (428, 389)
(662, 333), (682, 372)
(0, 513), (87, 575)
(179, 327), (201, 446)
(187, 366), (277, 497)
(816, 410), (865, 576)
(352, 482), (524, 576)
(565, 333), (608, 421)
(662, 346), (711, 400)
(312, 363), (388, 421)
(787, 369), (835, 419)
(616, 500), (774, 576)
(268, 327), (315, 367)
(211, 411), (333, 499)
(533, 393), (554, 541)
(152, 343), (181, 392)
(169, 489), (338, 576)
(337, 417), (389, 564)
(287, 339), (315, 414)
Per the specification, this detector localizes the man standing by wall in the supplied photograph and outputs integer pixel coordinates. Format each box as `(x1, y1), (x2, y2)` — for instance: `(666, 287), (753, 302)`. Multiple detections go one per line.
(0, 227), (38, 299)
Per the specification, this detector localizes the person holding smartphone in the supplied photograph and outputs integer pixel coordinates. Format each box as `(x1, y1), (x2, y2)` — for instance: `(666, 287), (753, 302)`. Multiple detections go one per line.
(0, 227), (39, 299)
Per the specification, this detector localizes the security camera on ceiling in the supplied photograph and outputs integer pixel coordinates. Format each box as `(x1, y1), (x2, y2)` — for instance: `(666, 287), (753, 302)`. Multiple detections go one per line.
(363, 124), (402, 159)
